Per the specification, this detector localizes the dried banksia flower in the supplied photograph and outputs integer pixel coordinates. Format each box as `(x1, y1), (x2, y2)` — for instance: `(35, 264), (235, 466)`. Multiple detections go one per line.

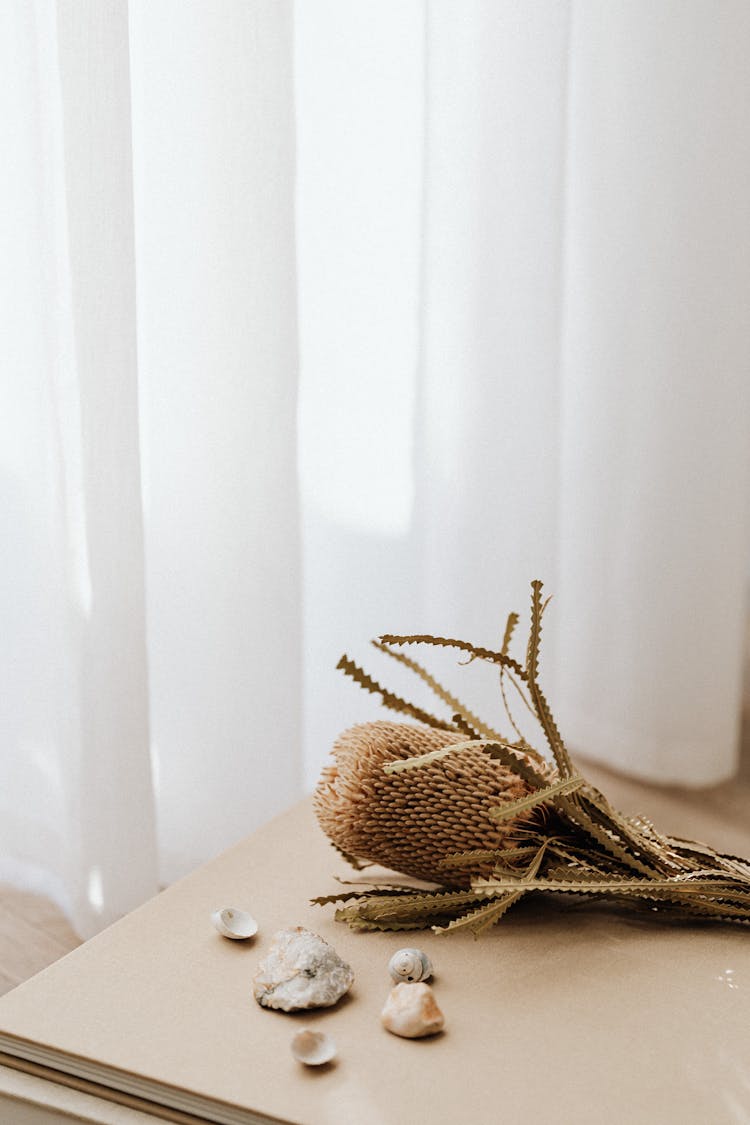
(312, 581), (750, 935)
(314, 720), (546, 886)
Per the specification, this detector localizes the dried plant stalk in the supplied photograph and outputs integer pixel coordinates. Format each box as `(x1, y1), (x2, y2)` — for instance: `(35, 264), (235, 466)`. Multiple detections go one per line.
(313, 581), (750, 935)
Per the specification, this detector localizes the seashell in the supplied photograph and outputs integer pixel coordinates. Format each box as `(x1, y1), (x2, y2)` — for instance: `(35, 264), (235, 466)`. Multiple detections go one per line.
(381, 982), (445, 1039)
(290, 1029), (337, 1067)
(211, 907), (258, 940)
(388, 947), (433, 984)
(253, 927), (354, 1012)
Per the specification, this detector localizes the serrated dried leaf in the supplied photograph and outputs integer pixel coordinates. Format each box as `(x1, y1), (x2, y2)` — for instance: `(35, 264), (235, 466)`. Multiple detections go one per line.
(452, 712), (481, 739)
(528, 680), (573, 778)
(666, 837), (750, 877)
(337, 914), (428, 932)
(382, 736), (489, 774)
(329, 841), (372, 871)
(651, 897), (750, 922)
(373, 640), (504, 742)
(489, 775), (584, 821)
(332, 875), (422, 888)
(577, 790), (686, 876)
(311, 890), (370, 906)
(472, 876), (746, 896)
(336, 654), (455, 731)
(379, 633), (526, 680)
(439, 846), (539, 868)
(354, 887), (494, 920)
(433, 891), (526, 935)
(501, 612), (519, 658)
(556, 796), (663, 878)
(526, 579), (544, 684)
(382, 736), (544, 780)
(543, 864), (612, 883)
(482, 741), (550, 781)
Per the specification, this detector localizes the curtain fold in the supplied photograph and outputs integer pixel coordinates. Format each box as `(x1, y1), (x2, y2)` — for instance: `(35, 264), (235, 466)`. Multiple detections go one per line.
(556, 0), (750, 783)
(129, 0), (302, 889)
(55, 0), (159, 935)
(1, 0), (158, 939)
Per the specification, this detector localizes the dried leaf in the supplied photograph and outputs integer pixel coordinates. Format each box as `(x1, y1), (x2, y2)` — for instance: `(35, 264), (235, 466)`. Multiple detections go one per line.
(379, 633), (526, 680)
(489, 775), (584, 821)
(336, 654), (455, 731)
(482, 741), (550, 782)
(382, 735), (546, 783)
(337, 915), (428, 932)
(311, 890), (370, 906)
(526, 579), (545, 683)
(452, 712), (481, 739)
(382, 737), (492, 774)
(329, 841), (372, 871)
(433, 892), (526, 935)
(471, 876), (745, 897)
(373, 640), (504, 742)
(439, 846), (540, 868)
(556, 797), (664, 879)
(501, 612), (519, 658)
(334, 888), (491, 929)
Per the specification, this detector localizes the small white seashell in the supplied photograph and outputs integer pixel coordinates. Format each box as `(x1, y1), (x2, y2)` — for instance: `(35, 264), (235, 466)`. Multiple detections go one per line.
(211, 907), (258, 940)
(253, 927), (354, 1011)
(291, 1029), (337, 1067)
(381, 982), (445, 1039)
(388, 947), (433, 984)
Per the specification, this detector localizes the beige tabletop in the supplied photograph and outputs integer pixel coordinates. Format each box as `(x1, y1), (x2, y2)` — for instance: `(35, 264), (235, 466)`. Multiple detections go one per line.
(0, 785), (748, 1125)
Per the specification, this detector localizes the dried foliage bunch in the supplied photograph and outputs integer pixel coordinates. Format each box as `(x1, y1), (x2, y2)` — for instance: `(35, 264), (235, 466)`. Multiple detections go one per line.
(313, 581), (750, 935)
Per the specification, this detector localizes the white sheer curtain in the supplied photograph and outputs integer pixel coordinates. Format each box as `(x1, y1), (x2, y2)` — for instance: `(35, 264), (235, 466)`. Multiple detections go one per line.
(298, 0), (750, 790)
(1, 0), (301, 938)
(129, 1), (302, 889)
(1, 0), (158, 938)
(1, 0), (749, 939)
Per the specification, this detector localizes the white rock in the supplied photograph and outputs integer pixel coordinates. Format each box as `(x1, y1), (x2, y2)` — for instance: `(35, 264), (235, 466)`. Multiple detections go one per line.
(381, 982), (445, 1039)
(253, 927), (354, 1012)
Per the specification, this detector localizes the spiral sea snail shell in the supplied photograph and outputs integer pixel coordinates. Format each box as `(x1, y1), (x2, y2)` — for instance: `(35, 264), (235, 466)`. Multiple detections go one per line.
(388, 948), (433, 984)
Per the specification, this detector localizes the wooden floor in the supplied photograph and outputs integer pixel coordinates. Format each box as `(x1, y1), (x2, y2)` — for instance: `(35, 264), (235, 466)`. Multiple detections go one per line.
(1, 716), (749, 998)
(0, 885), (80, 997)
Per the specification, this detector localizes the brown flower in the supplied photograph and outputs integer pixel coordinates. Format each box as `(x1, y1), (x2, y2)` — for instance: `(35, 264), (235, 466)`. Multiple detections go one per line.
(314, 720), (544, 886)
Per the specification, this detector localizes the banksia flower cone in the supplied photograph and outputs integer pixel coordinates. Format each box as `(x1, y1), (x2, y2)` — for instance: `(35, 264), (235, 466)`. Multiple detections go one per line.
(314, 720), (545, 886)
(312, 581), (750, 935)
